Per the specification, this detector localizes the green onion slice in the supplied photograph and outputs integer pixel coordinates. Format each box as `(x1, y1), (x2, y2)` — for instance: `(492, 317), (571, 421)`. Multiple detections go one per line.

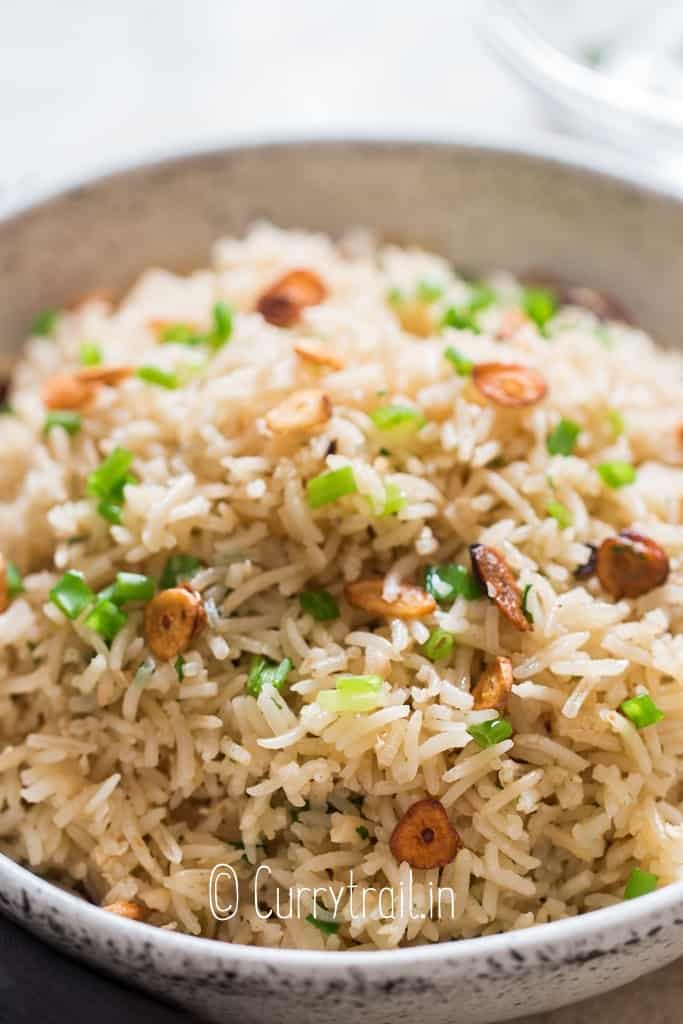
(546, 418), (580, 456)
(44, 410), (82, 436)
(159, 554), (203, 589)
(606, 409), (625, 438)
(246, 655), (292, 697)
(521, 583), (534, 625)
(356, 825), (369, 840)
(522, 287), (557, 331)
(619, 693), (664, 729)
(32, 308), (58, 337)
(136, 366), (179, 389)
(546, 500), (572, 529)
(49, 571), (94, 620)
(317, 674), (384, 714)
(444, 345), (474, 376)
(174, 655), (186, 681)
(79, 342), (102, 366)
(305, 913), (339, 935)
(467, 718), (513, 748)
(415, 279), (443, 303)
(624, 868), (658, 900)
(85, 598), (127, 643)
(207, 301), (233, 349)
(306, 466), (358, 508)
(441, 306), (480, 334)
(369, 404), (425, 431)
(424, 563), (483, 604)
(6, 562), (24, 598)
(421, 627), (456, 662)
(299, 590), (339, 621)
(598, 460), (636, 488)
(111, 572), (156, 605)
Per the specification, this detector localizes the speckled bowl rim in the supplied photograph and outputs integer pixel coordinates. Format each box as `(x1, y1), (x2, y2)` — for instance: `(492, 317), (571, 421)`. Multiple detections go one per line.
(2, 131), (683, 971)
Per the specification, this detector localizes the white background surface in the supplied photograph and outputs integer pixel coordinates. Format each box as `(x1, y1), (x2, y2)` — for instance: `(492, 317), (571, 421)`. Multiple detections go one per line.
(1, 2), (681, 1022)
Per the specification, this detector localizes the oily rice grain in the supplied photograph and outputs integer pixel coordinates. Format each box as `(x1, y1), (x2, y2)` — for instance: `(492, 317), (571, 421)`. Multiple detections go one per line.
(1, 223), (683, 950)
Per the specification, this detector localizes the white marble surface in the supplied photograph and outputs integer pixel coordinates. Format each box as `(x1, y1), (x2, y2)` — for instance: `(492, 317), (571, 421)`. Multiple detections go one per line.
(0, 2), (681, 1021)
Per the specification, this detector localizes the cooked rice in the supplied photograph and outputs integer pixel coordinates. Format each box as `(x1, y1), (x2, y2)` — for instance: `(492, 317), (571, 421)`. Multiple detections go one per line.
(1, 222), (683, 950)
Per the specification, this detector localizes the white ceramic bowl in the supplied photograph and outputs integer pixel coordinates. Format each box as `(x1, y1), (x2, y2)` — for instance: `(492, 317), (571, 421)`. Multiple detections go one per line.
(1, 137), (683, 1024)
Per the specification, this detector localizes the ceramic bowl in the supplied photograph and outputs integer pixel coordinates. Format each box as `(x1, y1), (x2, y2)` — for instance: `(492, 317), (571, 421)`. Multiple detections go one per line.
(1, 138), (683, 1024)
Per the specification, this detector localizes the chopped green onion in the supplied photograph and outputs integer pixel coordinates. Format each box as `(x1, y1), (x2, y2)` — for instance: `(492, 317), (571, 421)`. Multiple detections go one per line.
(547, 418), (580, 456)
(379, 482), (406, 517)
(32, 308), (58, 337)
(136, 366), (179, 389)
(111, 572), (156, 605)
(85, 598), (127, 644)
(207, 301), (233, 350)
(306, 466), (358, 509)
(49, 571), (94, 620)
(421, 627), (456, 662)
(424, 564), (483, 604)
(159, 323), (203, 346)
(44, 410), (82, 436)
(444, 345), (474, 376)
(387, 287), (404, 306)
(369, 404), (425, 431)
(415, 279), (443, 303)
(521, 583), (534, 625)
(356, 826), (369, 840)
(305, 913), (339, 935)
(522, 288), (557, 331)
(246, 655), (292, 697)
(620, 693), (664, 729)
(159, 554), (203, 589)
(467, 282), (496, 312)
(6, 562), (24, 598)
(87, 447), (134, 501)
(174, 655), (186, 681)
(299, 590), (339, 622)
(441, 306), (480, 334)
(624, 868), (658, 900)
(546, 499), (572, 529)
(79, 342), (102, 366)
(97, 500), (124, 524)
(467, 718), (513, 748)
(598, 461), (636, 489)
(317, 675), (384, 714)
(606, 409), (625, 438)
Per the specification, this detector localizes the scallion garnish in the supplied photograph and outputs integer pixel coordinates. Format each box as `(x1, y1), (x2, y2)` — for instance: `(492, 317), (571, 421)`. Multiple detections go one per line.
(85, 598), (127, 644)
(415, 279), (443, 303)
(305, 913), (339, 935)
(546, 418), (580, 456)
(369, 404), (425, 431)
(624, 868), (658, 900)
(467, 283), (496, 312)
(521, 583), (534, 625)
(597, 460), (636, 488)
(110, 572), (156, 605)
(6, 562), (24, 599)
(86, 447), (136, 524)
(207, 301), (233, 350)
(159, 554), (203, 589)
(441, 306), (479, 334)
(546, 499), (572, 529)
(467, 718), (513, 748)
(306, 466), (358, 508)
(246, 655), (293, 697)
(421, 627), (456, 662)
(444, 345), (474, 376)
(136, 366), (179, 389)
(159, 323), (203, 346)
(424, 563), (483, 604)
(379, 482), (406, 517)
(49, 571), (94, 620)
(619, 693), (663, 729)
(522, 287), (557, 331)
(31, 308), (58, 337)
(317, 675), (384, 714)
(606, 409), (625, 438)
(79, 342), (102, 366)
(356, 826), (370, 840)
(174, 655), (186, 681)
(299, 590), (340, 621)
(43, 410), (82, 436)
